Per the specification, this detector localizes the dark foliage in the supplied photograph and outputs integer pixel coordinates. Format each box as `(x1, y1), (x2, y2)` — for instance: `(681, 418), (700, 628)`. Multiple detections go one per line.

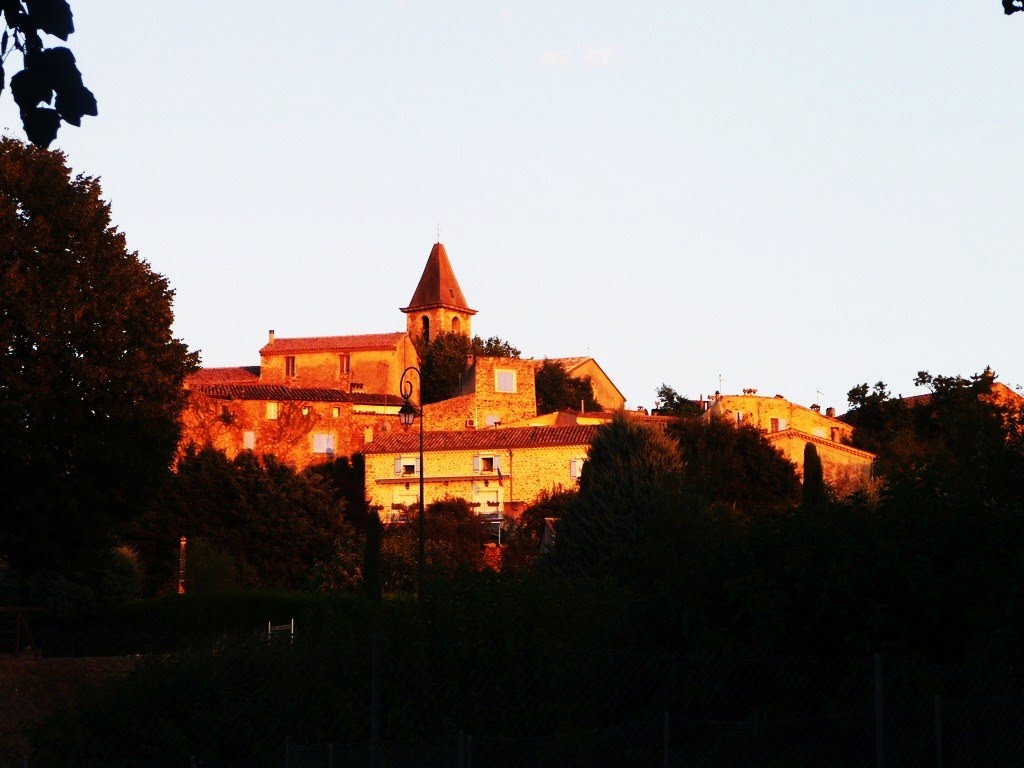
(129, 447), (356, 592)
(801, 442), (826, 512)
(379, 497), (489, 592)
(363, 509), (382, 601)
(654, 382), (700, 416)
(303, 453), (369, 531)
(670, 415), (801, 518)
(0, 1), (96, 146)
(535, 359), (600, 414)
(550, 414), (681, 581)
(416, 332), (521, 404)
(0, 139), (196, 577)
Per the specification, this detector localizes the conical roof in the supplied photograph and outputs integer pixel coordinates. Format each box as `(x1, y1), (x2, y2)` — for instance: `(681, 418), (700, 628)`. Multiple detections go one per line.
(402, 242), (476, 314)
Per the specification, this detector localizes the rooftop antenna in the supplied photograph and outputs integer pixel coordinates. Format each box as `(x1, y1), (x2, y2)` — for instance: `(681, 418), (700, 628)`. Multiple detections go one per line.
(718, 373), (725, 393)
(436, 222), (441, 243)
(816, 389), (825, 404)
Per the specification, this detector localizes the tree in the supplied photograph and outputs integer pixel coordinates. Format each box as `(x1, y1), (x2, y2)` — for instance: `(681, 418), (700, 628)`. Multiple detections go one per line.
(550, 414), (682, 581)
(1005, 0), (1023, 14)
(535, 359), (600, 414)
(801, 442), (826, 512)
(131, 447), (357, 591)
(0, 138), (196, 575)
(416, 331), (521, 404)
(0, 1), (96, 147)
(654, 383), (699, 417)
(669, 415), (801, 518)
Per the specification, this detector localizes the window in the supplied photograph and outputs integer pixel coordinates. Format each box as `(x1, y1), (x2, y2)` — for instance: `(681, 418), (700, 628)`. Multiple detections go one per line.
(495, 369), (517, 393)
(734, 412), (745, 424)
(312, 433), (335, 455)
(285, 356), (296, 378)
(301, 406), (311, 417)
(570, 458), (587, 480)
(331, 406), (341, 419)
(394, 456), (420, 476)
(451, 317), (461, 334)
(485, 414), (500, 427)
(473, 454), (501, 474)
(265, 402), (279, 420)
(243, 431), (255, 450)
(769, 418), (787, 432)
(339, 354), (350, 375)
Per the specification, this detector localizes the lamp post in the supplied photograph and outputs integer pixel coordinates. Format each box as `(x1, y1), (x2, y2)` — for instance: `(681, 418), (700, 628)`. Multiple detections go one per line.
(398, 366), (425, 610)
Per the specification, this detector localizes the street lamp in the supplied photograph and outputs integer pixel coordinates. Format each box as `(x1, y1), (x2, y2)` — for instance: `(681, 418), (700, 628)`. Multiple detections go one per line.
(399, 366), (425, 610)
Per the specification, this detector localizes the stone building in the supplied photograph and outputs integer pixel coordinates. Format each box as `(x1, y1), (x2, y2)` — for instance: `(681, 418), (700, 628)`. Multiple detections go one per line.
(704, 391), (875, 490)
(363, 426), (597, 522)
(180, 241), (621, 473)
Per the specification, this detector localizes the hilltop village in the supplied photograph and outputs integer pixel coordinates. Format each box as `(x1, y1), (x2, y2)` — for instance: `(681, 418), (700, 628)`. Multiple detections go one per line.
(182, 242), (877, 520)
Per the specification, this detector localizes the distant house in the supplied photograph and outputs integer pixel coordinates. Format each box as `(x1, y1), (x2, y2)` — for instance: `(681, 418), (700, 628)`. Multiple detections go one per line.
(705, 392), (876, 491)
(363, 425), (598, 522)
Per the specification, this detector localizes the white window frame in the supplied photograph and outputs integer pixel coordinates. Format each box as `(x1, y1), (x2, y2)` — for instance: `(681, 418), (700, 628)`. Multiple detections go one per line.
(395, 456), (420, 476)
(494, 369), (517, 394)
(242, 431), (256, 450)
(473, 454), (502, 474)
(265, 402), (279, 420)
(570, 457), (587, 480)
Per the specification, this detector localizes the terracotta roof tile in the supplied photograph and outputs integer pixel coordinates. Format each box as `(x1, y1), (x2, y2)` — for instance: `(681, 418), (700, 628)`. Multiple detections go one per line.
(401, 242), (476, 313)
(197, 384), (355, 402)
(260, 332), (406, 356)
(365, 425), (599, 454)
(187, 366), (260, 386)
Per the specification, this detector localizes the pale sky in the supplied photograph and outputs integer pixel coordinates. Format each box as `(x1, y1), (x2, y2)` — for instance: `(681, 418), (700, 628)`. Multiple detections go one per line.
(4, 2), (1021, 411)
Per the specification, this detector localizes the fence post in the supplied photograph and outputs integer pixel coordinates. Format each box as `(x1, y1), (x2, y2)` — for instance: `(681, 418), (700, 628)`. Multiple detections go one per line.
(874, 653), (885, 768)
(371, 631), (382, 768)
(663, 711), (671, 768)
(934, 694), (943, 768)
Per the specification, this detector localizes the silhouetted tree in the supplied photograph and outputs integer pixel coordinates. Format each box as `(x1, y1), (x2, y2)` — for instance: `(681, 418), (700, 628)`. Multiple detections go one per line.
(0, 2), (96, 146)
(1004, 0), (1023, 15)
(131, 447), (356, 591)
(801, 442), (826, 511)
(363, 509), (382, 601)
(654, 383), (699, 416)
(670, 416), (800, 519)
(535, 359), (600, 414)
(416, 332), (521, 404)
(550, 415), (681, 581)
(0, 139), (196, 576)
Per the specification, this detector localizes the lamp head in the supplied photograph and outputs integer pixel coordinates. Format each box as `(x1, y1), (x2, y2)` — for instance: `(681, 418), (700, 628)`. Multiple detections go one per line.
(399, 401), (417, 429)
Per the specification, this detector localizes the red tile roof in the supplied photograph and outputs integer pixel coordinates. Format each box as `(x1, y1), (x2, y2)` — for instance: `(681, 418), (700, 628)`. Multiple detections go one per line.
(259, 332), (407, 356)
(365, 425), (599, 454)
(186, 366), (260, 386)
(401, 242), (476, 314)
(197, 384), (351, 402)
(195, 383), (402, 406)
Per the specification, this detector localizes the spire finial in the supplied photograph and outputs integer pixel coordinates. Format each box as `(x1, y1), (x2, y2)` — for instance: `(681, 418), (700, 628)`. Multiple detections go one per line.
(436, 222), (441, 243)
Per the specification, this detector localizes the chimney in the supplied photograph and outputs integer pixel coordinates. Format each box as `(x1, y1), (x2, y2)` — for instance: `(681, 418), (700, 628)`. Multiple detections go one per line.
(810, 404), (821, 412)
(268, 329), (275, 345)
(825, 406), (836, 418)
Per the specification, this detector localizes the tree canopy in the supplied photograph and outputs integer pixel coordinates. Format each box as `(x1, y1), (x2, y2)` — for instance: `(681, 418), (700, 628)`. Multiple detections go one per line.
(416, 331), (521, 404)
(0, 138), (196, 574)
(535, 359), (600, 414)
(0, 1), (96, 146)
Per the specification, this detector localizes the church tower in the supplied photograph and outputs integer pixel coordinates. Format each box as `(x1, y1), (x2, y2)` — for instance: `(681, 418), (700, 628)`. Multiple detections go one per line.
(401, 242), (476, 344)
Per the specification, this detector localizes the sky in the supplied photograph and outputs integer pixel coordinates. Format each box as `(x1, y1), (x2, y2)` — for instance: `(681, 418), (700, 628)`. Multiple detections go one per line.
(3, 2), (1022, 411)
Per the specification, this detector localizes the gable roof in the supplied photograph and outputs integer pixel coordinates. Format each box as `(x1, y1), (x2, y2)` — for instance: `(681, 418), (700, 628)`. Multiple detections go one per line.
(259, 332), (407, 356)
(765, 429), (877, 461)
(401, 242), (476, 314)
(365, 425), (599, 454)
(194, 383), (403, 406)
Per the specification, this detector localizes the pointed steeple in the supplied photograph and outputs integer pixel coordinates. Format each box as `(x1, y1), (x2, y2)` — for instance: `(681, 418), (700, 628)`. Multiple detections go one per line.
(402, 242), (475, 313)
(401, 242), (476, 343)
